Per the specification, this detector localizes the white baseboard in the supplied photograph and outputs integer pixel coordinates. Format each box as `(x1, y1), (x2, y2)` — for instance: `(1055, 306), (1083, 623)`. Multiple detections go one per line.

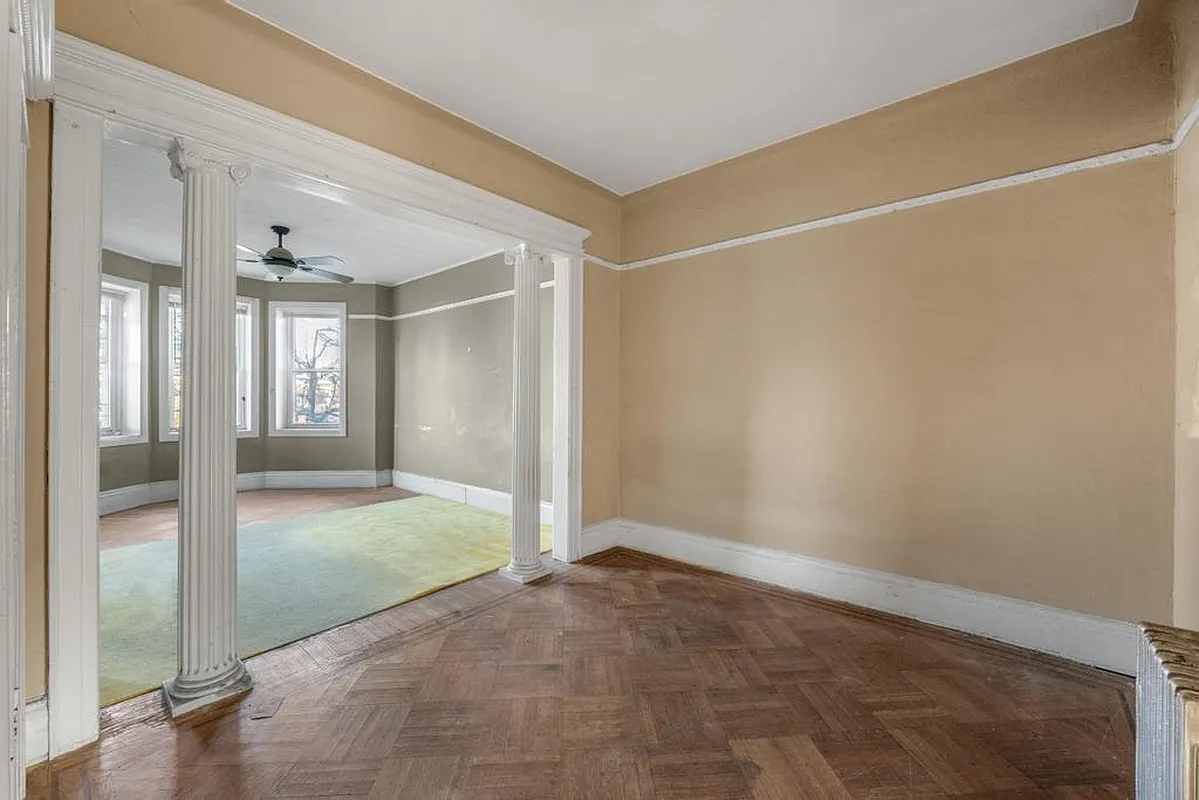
(98, 470), (393, 515)
(25, 697), (47, 766)
(393, 470), (554, 526)
(581, 518), (1137, 676)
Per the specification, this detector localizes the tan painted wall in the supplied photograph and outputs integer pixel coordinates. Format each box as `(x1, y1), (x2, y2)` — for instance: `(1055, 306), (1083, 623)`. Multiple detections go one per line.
(620, 15), (1173, 262)
(582, 262), (621, 527)
(1175, 0), (1199, 124)
(24, 101), (50, 699)
(1175, 128), (1199, 628)
(621, 158), (1175, 623)
(1173, 0), (1199, 628)
(55, 0), (621, 263)
(394, 256), (553, 500)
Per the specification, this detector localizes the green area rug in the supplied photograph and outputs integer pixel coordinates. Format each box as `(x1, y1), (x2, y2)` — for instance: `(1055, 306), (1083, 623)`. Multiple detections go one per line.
(100, 495), (551, 705)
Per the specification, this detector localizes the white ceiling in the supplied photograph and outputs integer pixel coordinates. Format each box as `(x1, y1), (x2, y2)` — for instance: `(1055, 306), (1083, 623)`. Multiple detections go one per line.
(230, 0), (1138, 195)
(103, 137), (509, 285)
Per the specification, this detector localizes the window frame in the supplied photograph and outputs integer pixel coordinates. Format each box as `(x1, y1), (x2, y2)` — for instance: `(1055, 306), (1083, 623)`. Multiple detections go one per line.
(158, 286), (261, 442)
(98, 274), (150, 447)
(268, 300), (348, 438)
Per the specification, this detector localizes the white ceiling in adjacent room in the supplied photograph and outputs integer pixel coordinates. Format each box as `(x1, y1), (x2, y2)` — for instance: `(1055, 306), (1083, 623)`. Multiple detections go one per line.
(102, 137), (510, 285)
(229, 0), (1138, 194)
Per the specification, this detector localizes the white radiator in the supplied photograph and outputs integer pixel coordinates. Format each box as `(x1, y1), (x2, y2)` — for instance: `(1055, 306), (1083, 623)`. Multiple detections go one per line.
(1138, 623), (1199, 798)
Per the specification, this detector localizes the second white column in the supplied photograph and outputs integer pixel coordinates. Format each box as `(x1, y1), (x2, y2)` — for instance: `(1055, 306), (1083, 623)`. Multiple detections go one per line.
(162, 139), (253, 716)
(503, 244), (552, 584)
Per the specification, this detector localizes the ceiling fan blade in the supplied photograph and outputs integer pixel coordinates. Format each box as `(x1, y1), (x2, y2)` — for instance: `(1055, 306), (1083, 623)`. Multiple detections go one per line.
(237, 257), (264, 263)
(296, 255), (346, 268)
(297, 265), (354, 284)
(236, 243), (264, 257)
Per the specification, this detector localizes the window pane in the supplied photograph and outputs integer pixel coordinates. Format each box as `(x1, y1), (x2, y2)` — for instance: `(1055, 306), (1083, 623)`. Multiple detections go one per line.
(289, 315), (341, 370)
(289, 370), (341, 426)
(98, 293), (117, 433)
(167, 294), (253, 434)
(167, 296), (184, 434)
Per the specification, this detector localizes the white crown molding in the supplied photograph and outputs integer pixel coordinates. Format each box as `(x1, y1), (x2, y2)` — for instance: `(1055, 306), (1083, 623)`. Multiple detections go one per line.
(581, 518), (1138, 675)
(17, 0), (53, 99)
(393, 471), (554, 527)
(53, 33), (590, 257)
(584, 97), (1199, 273)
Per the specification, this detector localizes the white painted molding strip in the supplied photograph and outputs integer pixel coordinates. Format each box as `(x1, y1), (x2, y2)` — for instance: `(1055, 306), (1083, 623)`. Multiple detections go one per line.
(98, 470), (393, 515)
(348, 280), (555, 322)
(393, 471), (554, 527)
(580, 518), (1138, 675)
(585, 97), (1199, 273)
(24, 697), (47, 766)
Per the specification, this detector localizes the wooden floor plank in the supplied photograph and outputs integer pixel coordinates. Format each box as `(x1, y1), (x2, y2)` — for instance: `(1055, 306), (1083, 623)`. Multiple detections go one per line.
(27, 547), (1134, 798)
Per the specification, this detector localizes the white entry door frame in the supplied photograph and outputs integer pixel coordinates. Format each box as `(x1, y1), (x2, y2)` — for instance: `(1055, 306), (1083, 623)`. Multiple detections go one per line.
(3, 0), (53, 791)
(47, 32), (588, 760)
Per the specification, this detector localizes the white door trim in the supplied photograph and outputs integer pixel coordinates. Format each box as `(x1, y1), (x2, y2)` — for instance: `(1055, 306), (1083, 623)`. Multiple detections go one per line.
(48, 34), (588, 758)
(47, 102), (105, 759)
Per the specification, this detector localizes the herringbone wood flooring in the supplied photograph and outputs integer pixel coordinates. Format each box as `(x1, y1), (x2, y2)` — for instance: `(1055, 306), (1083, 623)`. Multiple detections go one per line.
(28, 548), (1134, 798)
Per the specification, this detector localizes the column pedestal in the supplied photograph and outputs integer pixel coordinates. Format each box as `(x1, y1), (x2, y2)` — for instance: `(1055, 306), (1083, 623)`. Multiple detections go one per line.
(502, 244), (552, 584)
(162, 139), (253, 717)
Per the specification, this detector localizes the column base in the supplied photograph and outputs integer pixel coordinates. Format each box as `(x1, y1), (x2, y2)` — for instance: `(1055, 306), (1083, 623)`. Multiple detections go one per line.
(162, 660), (253, 718)
(501, 557), (552, 584)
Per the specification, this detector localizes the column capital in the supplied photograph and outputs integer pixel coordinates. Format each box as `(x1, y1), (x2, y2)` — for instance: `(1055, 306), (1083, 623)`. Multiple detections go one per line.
(168, 138), (251, 184)
(504, 243), (553, 268)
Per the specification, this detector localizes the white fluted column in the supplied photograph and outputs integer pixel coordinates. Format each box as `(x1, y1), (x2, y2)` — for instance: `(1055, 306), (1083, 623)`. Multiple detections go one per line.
(503, 244), (552, 583)
(162, 139), (253, 716)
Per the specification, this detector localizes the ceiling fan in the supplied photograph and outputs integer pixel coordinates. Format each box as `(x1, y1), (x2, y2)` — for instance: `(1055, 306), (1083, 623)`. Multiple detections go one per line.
(237, 225), (353, 284)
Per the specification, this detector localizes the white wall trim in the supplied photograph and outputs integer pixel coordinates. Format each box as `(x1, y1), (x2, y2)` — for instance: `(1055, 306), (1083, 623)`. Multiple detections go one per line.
(47, 102), (104, 759)
(98, 469), (394, 514)
(1, 12), (29, 795)
(393, 471), (554, 527)
(16, 0), (53, 100)
(581, 518), (1138, 675)
(585, 97), (1199, 273)
(24, 697), (47, 767)
(551, 255), (583, 562)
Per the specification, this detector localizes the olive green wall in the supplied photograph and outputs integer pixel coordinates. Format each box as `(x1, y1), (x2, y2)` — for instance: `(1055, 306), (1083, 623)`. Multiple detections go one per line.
(98, 250), (391, 492)
(394, 253), (554, 500)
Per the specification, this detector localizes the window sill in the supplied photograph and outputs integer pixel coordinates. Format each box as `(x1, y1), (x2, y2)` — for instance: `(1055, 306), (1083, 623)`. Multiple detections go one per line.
(268, 427), (347, 438)
(99, 434), (148, 448)
(158, 429), (262, 443)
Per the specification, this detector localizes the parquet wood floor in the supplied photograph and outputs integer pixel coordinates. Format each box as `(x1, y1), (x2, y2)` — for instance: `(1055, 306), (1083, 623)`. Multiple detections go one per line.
(27, 548), (1134, 798)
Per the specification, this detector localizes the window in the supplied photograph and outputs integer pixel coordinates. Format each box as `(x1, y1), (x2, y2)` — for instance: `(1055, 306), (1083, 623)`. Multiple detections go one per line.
(159, 287), (260, 440)
(270, 301), (346, 437)
(98, 276), (149, 446)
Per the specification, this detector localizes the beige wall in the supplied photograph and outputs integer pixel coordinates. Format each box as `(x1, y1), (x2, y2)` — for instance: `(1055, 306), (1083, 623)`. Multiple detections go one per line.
(24, 101), (50, 699)
(1176, 0), (1199, 124)
(620, 14), (1172, 262)
(621, 158), (1175, 624)
(394, 254), (553, 500)
(582, 262), (621, 527)
(1173, 2), (1199, 629)
(56, 0), (621, 263)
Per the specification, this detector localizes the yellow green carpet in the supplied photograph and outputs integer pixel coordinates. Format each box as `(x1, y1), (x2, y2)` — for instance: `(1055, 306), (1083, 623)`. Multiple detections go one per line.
(100, 495), (551, 705)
